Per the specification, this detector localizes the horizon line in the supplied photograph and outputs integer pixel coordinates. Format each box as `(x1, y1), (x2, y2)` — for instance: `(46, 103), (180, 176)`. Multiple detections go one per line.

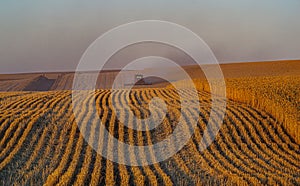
(1, 58), (299, 75)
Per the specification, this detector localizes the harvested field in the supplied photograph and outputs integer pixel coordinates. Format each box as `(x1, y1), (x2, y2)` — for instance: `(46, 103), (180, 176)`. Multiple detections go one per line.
(0, 88), (299, 185)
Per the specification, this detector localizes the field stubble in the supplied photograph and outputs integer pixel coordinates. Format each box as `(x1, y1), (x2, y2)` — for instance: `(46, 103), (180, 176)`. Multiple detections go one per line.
(0, 84), (299, 185)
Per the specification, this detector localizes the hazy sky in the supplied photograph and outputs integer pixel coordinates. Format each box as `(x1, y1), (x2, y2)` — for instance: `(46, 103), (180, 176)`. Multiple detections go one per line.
(0, 0), (300, 73)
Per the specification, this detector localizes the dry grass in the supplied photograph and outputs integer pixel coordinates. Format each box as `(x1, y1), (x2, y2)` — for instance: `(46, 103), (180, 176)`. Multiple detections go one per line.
(0, 60), (299, 185)
(0, 87), (299, 185)
(172, 75), (300, 143)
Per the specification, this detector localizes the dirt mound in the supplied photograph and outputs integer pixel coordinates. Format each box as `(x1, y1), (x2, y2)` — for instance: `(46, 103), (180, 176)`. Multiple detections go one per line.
(23, 75), (55, 91)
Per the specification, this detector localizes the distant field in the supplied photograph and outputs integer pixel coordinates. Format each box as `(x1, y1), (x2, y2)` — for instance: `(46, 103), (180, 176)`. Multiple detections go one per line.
(0, 60), (299, 92)
(0, 60), (299, 185)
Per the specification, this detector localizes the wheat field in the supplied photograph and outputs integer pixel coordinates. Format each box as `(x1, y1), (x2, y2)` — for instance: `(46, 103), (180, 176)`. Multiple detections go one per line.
(0, 87), (299, 185)
(173, 75), (300, 144)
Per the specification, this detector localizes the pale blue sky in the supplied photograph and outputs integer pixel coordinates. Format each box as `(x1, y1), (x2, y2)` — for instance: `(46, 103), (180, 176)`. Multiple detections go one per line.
(0, 0), (300, 73)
